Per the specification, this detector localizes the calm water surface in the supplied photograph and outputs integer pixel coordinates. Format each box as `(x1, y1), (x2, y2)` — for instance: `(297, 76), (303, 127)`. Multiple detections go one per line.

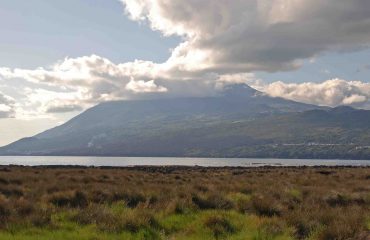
(0, 156), (369, 167)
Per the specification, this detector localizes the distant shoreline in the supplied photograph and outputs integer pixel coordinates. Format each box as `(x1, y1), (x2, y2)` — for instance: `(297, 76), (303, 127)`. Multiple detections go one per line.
(1, 165), (369, 171)
(1, 154), (370, 160)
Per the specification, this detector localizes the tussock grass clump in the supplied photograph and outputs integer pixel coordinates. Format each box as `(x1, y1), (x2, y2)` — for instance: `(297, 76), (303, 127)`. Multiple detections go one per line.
(0, 177), (9, 185)
(192, 194), (234, 210)
(90, 189), (111, 203)
(95, 208), (160, 234)
(318, 207), (365, 240)
(231, 193), (251, 213)
(286, 207), (322, 239)
(119, 210), (159, 233)
(255, 218), (287, 240)
(0, 185), (23, 198)
(72, 204), (114, 225)
(203, 214), (235, 239)
(48, 190), (88, 208)
(111, 191), (146, 208)
(0, 194), (11, 225)
(164, 198), (193, 215)
(29, 208), (52, 227)
(13, 198), (34, 216)
(251, 195), (282, 217)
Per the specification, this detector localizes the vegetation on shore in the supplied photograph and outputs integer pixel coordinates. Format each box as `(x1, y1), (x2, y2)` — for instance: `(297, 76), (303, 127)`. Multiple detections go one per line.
(0, 165), (369, 239)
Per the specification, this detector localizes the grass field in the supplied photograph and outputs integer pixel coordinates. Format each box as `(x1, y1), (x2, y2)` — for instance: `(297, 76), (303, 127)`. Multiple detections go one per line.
(0, 165), (369, 239)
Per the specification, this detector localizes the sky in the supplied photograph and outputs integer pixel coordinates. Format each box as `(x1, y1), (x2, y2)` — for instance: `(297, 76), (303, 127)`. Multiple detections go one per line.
(0, 0), (370, 146)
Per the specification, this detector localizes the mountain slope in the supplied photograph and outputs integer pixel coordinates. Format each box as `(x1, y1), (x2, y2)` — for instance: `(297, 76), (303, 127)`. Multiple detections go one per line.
(3, 84), (368, 159)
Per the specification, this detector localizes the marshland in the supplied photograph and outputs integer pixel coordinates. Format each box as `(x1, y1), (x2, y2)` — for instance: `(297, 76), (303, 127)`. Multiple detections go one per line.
(0, 165), (369, 240)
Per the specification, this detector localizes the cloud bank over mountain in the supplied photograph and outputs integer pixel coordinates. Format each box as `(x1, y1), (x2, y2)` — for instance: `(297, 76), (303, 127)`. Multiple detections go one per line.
(254, 78), (370, 107)
(1, 0), (370, 118)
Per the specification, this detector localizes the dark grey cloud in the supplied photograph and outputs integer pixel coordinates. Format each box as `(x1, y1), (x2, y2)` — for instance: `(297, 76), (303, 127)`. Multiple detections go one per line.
(123, 0), (370, 73)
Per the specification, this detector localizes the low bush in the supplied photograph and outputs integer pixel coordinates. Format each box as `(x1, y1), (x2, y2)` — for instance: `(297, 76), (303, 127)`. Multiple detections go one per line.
(318, 207), (365, 240)
(251, 195), (281, 217)
(325, 193), (351, 207)
(255, 218), (286, 240)
(72, 204), (114, 225)
(48, 190), (88, 208)
(192, 194), (234, 210)
(111, 191), (146, 208)
(0, 185), (23, 198)
(98, 209), (159, 233)
(29, 209), (52, 227)
(203, 214), (235, 239)
(0, 195), (11, 225)
(0, 177), (9, 185)
(14, 198), (34, 216)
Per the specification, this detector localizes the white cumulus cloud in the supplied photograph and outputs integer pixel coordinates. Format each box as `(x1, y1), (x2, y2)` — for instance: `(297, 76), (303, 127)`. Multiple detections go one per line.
(252, 79), (370, 107)
(1, 0), (370, 118)
(0, 92), (15, 118)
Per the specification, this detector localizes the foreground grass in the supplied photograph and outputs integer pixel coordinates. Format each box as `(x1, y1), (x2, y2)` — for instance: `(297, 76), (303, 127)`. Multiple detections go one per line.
(0, 210), (293, 240)
(0, 165), (369, 239)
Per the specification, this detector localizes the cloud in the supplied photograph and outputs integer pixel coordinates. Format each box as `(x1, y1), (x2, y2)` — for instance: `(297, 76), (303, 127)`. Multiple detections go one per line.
(0, 55), (171, 115)
(252, 79), (370, 107)
(0, 55), (255, 117)
(126, 80), (168, 93)
(1, 1), (370, 118)
(46, 104), (83, 113)
(1, 55), (370, 117)
(0, 92), (15, 118)
(121, 0), (370, 73)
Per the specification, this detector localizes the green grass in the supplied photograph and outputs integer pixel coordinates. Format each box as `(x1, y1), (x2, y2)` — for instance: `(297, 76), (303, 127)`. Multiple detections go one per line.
(0, 209), (294, 240)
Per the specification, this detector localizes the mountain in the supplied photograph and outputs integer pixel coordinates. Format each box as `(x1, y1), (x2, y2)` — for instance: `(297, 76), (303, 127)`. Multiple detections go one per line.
(2, 84), (370, 159)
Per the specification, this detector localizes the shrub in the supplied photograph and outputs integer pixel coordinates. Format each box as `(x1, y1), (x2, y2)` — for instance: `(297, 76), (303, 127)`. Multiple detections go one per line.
(9, 179), (23, 185)
(121, 211), (158, 232)
(292, 219), (318, 239)
(0, 194), (11, 224)
(192, 194), (234, 210)
(285, 208), (322, 239)
(318, 207), (365, 240)
(48, 190), (88, 208)
(90, 190), (111, 204)
(255, 219), (286, 240)
(99, 209), (159, 233)
(125, 192), (147, 208)
(14, 198), (34, 216)
(287, 188), (302, 203)
(165, 198), (193, 214)
(111, 191), (146, 208)
(251, 196), (281, 217)
(0, 177), (9, 185)
(30, 209), (52, 227)
(204, 215), (235, 239)
(325, 193), (351, 207)
(72, 204), (114, 225)
(0, 185), (23, 198)
(229, 192), (251, 213)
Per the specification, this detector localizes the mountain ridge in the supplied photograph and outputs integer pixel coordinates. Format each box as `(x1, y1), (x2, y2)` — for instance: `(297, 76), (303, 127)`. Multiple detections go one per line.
(1, 84), (369, 159)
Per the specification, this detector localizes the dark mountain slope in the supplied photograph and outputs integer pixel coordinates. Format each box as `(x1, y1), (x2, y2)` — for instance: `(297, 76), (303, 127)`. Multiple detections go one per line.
(2, 84), (368, 159)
